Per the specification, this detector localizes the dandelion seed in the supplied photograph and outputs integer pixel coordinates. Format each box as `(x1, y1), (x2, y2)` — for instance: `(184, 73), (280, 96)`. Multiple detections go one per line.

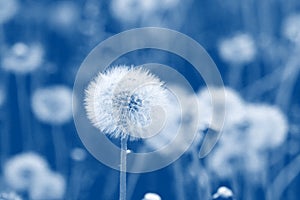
(0, 192), (22, 200)
(2, 43), (44, 74)
(142, 192), (162, 200)
(0, 0), (18, 24)
(85, 65), (168, 140)
(282, 14), (300, 44)
(218, 33), (256, 65)
(3, 152), (49, 191)
(31, 85), (73, 125)
(29, 172), (66, 200)
(212, 186), (233, 199)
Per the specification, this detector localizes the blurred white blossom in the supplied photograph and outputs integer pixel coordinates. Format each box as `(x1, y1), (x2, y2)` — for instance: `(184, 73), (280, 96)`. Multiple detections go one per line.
(47, 1), (80, 33)
(110, 0), (179, 23)
(212, 186), (233, 199)
(85, 66), (168, 140)
(282, 13), (300, 44)
(1, 43), (44, 74)
(28, 172), (66, 200)
(31, 86), (73, 125)
(218, 33), (256, 65)
(0, 192), (22, 200)
(142, 192), (161, 200)
(3, 152), (49, 191)
(0, 0), (19, 24)
(245, 104), (288, 150)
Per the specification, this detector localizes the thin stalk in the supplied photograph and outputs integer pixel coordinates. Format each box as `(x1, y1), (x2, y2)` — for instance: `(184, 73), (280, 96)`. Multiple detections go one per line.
(120, 135), (128, 200)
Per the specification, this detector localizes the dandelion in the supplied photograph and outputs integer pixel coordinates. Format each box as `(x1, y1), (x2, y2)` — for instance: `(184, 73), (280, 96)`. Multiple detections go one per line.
(84, 65), (168, 200)
(282, 14), (300, 44)
(3, 152), (49, 191)
(85, 65), (168, 140)
(212, 186), (233, 199)
(218, 33), (256, 65)
(28, 172), (66, 200)
(245, 104), (288, 150)
(1, 43), (44, 74)
(47, 1), (80, 34)
(31, 85), (73, 125)
(0, 192), (22, 200)
(142, 192), (161, 200)
(0, 0), (18, 24)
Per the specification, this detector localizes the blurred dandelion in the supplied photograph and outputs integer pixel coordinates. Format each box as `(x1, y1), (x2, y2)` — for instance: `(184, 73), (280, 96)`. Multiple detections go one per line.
(28, 171), (66, 200)
(282, 13), (300, 45)
(142, 192), (161, 200)
(245, 104), (288, 150)
(84, 65), (168, 200)
(0, 0), (19, 24)
(0, 192), (22, 200)
(47, 1), (80, 35)
(218, 33), (256, 65)
(31, 85), (73, 125)
(1, 43), (44, 74)
(3, 152), (49, 191)
(212, 186), (233, 199)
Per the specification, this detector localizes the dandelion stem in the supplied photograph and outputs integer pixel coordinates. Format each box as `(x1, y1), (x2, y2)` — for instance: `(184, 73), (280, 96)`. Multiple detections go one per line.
(120, 135), (128, 200)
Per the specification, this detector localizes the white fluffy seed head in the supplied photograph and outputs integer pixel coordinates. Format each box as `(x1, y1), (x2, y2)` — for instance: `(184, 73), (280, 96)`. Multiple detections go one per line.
(3, 152), (49, 191)
(85, 65), (168, 140)
(143, 192), (161, 200)
(31, 85), (73, 125)
(218, 33), (256, 65)
(2, 43), (44, 74)
(213, 186), (233, 199)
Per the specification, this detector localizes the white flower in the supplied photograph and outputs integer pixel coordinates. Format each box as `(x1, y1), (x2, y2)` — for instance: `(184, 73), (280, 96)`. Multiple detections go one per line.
(142, 192), (161, 200)
(85, 65), (168, 140)
(0, 192), (22, 200)
(0, 0), (18, 24)
(31, 85), (73, 125)
(218, 33), (256, 65)
(282, 14), (300, 44)
(245, 104), (288, 150)
(212, 186), (233, 199)
(28, 172), (66, 200)
(2, 43), (44, 74)
(3, 152), (49, 191)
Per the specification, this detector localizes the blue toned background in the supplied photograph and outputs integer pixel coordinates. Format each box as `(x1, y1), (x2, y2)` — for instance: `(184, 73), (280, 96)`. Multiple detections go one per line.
(0, 0), (300, 200)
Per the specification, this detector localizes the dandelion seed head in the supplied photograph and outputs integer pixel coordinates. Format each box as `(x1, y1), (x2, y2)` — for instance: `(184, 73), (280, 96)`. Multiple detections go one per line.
(198, 87), (246, 130)
(3, 152), (49, 191)
(0, 0), (18, 24)
(85, 66), (168, 140)
(218, 33), (256, 65)
(282, 14), (300, 44)
(245, 104), (288, 150)
(142, 192), (161, 200)
(31, 86), (73, 125)
(29, 172), (66, 200)
(0, 192), (22, 200)
(2, 43), (44, 74)
(213, 186), (233, 199)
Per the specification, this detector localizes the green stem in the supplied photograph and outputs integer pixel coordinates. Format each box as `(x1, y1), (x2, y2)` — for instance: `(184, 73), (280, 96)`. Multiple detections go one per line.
(120, 135), (128, 200)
